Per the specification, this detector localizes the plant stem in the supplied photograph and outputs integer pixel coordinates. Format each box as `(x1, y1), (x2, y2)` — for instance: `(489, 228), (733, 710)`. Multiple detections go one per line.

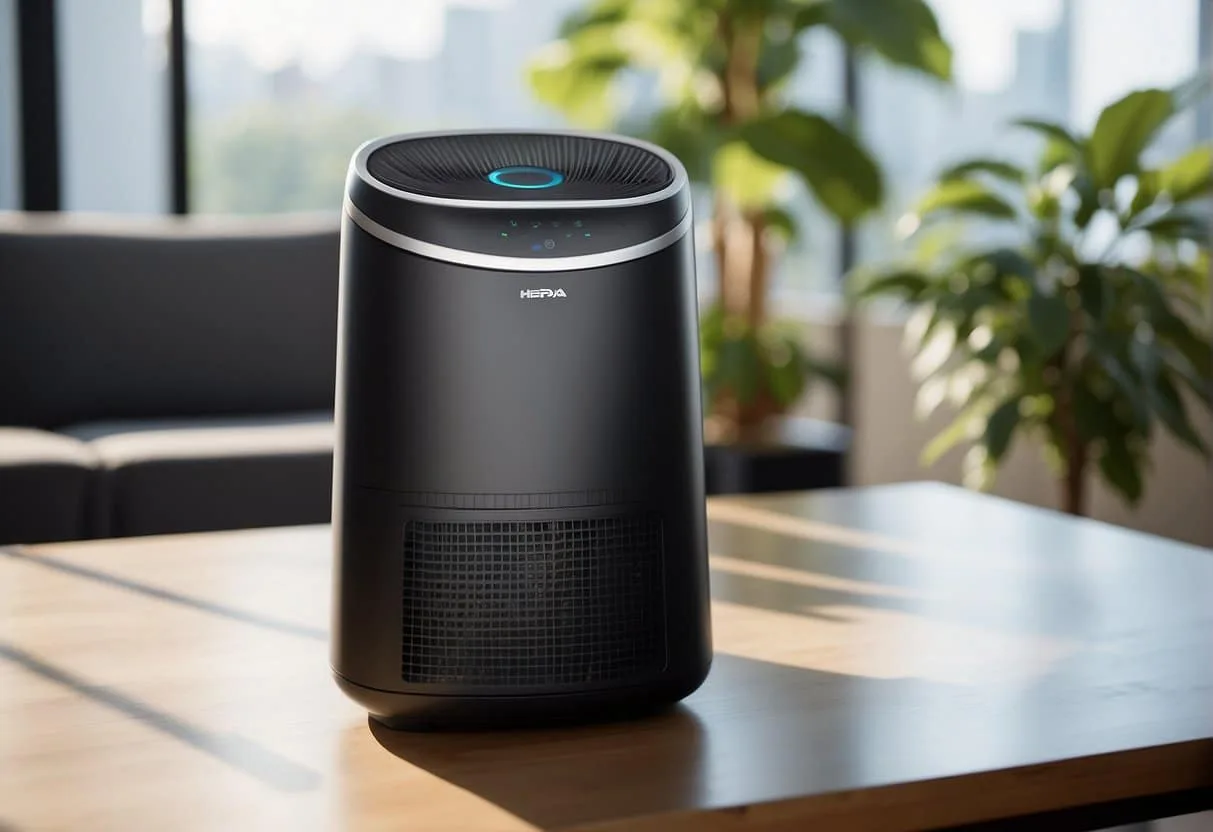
(1055, 300), (1088, 516)
(719, 13), (768, 330)
(1061, 434), (1088, 516)
(747, 210), (768, 330)
(712, 8), (775, 432)
(723, 20), (761, 123)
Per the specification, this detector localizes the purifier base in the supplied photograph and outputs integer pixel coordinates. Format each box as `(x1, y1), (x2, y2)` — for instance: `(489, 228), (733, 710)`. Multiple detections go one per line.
(334, 664), (710, 732)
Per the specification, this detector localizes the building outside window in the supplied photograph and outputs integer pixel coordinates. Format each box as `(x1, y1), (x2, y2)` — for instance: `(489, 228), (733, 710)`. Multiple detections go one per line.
(859, 0), (1204, 266)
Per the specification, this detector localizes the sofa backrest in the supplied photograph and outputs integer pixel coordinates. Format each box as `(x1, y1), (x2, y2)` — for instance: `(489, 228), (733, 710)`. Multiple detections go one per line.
(0, 212), (341, 429)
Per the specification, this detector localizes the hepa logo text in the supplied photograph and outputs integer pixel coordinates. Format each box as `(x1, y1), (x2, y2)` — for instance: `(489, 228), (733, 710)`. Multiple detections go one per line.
(520, 288), (568, 299)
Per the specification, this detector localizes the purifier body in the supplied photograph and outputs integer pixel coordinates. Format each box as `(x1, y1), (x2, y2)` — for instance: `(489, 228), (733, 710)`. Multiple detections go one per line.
(332, 131), (711, 729)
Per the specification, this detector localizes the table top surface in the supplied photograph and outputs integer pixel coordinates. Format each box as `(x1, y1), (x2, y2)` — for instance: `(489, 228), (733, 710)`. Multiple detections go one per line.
(1, 482), (1211, 831)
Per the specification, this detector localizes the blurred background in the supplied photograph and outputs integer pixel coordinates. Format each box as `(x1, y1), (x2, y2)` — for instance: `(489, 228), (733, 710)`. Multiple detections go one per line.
(1, 0), (1210, 547)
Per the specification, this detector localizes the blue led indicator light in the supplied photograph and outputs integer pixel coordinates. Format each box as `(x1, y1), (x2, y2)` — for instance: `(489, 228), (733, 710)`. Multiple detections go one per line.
(486, 166), (565, 190)
(583, 232), (592, 238)
(531, 243), (542, 251)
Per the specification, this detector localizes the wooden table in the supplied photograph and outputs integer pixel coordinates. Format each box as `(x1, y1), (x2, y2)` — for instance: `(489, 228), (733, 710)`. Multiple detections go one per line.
(1, 483), (1211, 831)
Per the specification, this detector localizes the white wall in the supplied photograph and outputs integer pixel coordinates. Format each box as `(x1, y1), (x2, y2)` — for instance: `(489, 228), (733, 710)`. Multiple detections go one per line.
(797, 314), (1213, 549)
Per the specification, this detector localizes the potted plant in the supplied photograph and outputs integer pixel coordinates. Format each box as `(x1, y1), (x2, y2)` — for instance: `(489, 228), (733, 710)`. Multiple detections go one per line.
(857, 81), (1213, 515)
(527, 0), (952, 440)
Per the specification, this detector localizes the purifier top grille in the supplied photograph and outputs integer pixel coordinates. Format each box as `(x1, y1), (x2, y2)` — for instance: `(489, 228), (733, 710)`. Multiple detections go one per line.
(365, 133), (675, 201)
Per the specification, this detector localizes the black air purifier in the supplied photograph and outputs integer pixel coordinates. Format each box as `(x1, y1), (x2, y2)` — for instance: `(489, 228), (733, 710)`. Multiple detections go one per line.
(331, 130), (712, 729)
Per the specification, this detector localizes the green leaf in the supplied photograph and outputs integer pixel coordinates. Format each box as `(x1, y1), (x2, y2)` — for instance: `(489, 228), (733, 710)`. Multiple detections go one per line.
(1027, 291), (1070, 357)
(939, 158), (1026, 184)
(763, 336), (809, 406)
(1087, 89), (1174, 189)
(823, 0), (952, 80)
(1156, 144), (1213, 203)
(641, 104), (719, 184)
(762, 205), (799, 242)
(791, 1), (831, 32)
(699, 304), (726, 387)
(1076, 265), (1112, 323)
(913, 179), (1017, 221)
(1150, 372), (1208, 454)
(1073, 383), (1116, 444)
(740, 110), (883, 222)
(1096, 349), (1149, 434)
(1162, 346), (1213, 400)
(757, 29), (801, 91)
(1152, 305), (1213, 381)
(1015, 119), (1084, 152)
(712, 140), (790, 210)
(960, 248), (1036, 294)
(1129, 331), (1163, 384)
(855, 268), (931, 300)
(1040, 138), (1079, 174)
(1072, 173), (1101, 229)
(715, 332), (763, 405)
(922, 408), (979, 466)
(1099, 437), (1144, 504)
(526, 28), (628, 128)
(1121, 266), (1170, 316)
(983, 397), (1022, 462)
(1129, 170), (1159, 218)
(699, 303), (725, 345)
(725, 0), (782, 21)
(1136, 210), (1211, 245)
(802, 353), (848, 390)
(556, 0), (630, 38)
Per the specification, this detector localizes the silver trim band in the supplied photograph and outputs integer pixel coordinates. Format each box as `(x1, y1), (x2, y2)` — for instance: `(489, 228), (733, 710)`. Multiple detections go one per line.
(345, 198), (692, 272)
(350, 128), (688, 211)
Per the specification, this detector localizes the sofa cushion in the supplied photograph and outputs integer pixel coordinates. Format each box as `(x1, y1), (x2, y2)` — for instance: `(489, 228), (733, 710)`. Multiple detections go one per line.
(0, 428), (97, 544)
(65, 412), (335, 538)
(0, 213), (339, 429)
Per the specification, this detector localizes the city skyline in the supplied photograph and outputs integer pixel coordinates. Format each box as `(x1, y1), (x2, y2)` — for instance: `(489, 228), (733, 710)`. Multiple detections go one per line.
(185, 0), (1205, 287)
(182, 0), (1200, 124)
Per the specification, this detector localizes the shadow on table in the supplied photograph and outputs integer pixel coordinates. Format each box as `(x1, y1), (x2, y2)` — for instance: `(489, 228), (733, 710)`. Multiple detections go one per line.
(705, 504), (1099, 641)
(0, 639), (323, 793)
(370, 704), (706, 829)
(365, 653), (926, 830)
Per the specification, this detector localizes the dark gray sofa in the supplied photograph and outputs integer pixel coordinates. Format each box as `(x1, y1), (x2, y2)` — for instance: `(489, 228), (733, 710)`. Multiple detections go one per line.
(0, 212), (340, 543)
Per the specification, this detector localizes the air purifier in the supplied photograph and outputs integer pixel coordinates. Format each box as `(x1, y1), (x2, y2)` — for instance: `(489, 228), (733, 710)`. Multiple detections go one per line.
(331, 130), (712, 729)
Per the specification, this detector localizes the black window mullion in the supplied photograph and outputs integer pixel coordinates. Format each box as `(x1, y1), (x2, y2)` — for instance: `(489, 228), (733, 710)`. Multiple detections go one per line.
(16, 0), (60, 212)
(168, 0), (188, 214)
(836, 42), (860, 434)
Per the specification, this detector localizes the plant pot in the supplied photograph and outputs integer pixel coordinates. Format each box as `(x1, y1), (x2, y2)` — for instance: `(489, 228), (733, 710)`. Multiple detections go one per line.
(703, 415), (851, 496)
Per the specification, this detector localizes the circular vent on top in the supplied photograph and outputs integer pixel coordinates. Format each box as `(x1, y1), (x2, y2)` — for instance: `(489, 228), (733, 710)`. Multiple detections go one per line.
(365, 133), (675, 201)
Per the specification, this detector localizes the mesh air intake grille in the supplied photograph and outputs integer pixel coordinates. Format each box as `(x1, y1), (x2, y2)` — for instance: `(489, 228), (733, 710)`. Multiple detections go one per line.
(401, 514), (667, 688)
(366, 133), (674, 201)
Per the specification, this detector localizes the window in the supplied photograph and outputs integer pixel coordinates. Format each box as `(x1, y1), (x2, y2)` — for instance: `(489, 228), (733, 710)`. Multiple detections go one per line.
(12, 0), (1203, 294)
(184, 0), (848, 302)
(771, 29), (847, 300)
(0, 0), (18, 210)
(56, 0), (169, 213)
(186, 0), (574, 214)
(858, 0), (1207, 265)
